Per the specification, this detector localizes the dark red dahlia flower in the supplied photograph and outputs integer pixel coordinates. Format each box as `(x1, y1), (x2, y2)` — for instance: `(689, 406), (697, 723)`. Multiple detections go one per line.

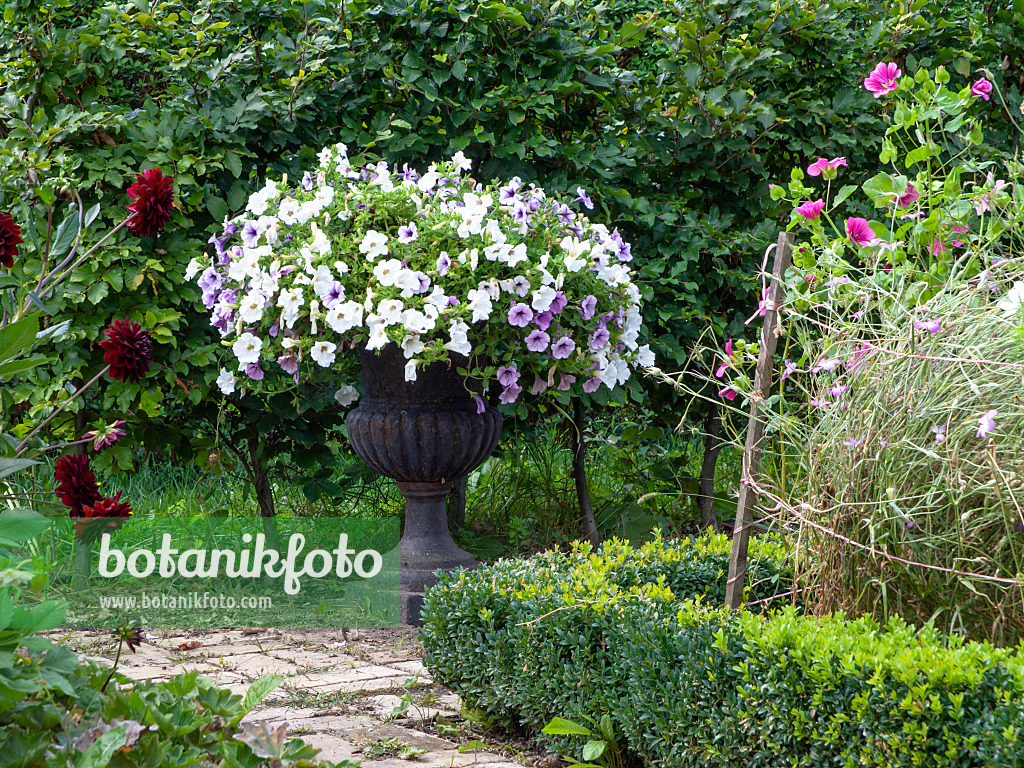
(99, 319), (153, 383)
(75, 491), (133, 543)
(125, 167), (175, 237)
(81, 490), (133, 519)
(54, 453), (101, 517)
(0, 211), (22, 269)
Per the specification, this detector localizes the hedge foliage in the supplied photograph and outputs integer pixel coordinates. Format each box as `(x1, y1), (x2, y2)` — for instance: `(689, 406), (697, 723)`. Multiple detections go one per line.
(420, 533), (1024, 768)
(4, 0), (1023, 478)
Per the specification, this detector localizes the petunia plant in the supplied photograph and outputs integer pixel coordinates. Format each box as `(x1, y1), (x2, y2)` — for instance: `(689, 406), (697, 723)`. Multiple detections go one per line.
(191, 145), (654, 415)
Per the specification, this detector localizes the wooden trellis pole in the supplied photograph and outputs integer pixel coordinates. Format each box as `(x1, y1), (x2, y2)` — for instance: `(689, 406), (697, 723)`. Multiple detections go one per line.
(725, 231), (794, 610)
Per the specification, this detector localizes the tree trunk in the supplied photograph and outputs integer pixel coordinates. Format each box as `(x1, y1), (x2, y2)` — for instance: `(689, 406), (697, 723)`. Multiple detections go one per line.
(446, 475), (468, 534)
(246, 432), (279, 550)
(570, 399), (599, 547)
(696, 404), (723, 532)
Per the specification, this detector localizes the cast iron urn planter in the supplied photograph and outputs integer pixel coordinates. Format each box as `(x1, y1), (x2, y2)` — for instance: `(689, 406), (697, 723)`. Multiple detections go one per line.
(345, 344), (502, 625)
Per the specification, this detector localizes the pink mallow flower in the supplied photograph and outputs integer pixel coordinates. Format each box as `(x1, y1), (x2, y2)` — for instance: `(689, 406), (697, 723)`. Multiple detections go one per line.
(971, 77), (993, 101)
(864, 62), (901, 98)
(977, 409), (998, 439)
(82, 420), (128, 451)
(845, 217), (874, 245)
(795, 199), (825, 220)
(806, 158), (847, 178)
(892, 182), (919, 208)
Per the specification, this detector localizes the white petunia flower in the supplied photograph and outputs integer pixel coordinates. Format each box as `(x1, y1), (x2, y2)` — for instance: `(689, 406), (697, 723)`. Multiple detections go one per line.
(466, 288), (493, 323)
(310, 222), (332, 256)
(185, 258), (203, 281)
(233, 332), (262, 365)
(373, 259), (403, 287)
(359, 230), (389, 260)
(238, 290), (266, 324)
(278, 197), (302, 225)
(402, 334), (426, 359)
(377, 299), (404, 327)
(531, 285), (557, 312)
(217, 368), (237, 395)
(451, 151), (472, 172)
(404, 358), (418, 382)
(636, 344), (656, 368)
(310, 341), (337, 367)
(366, 323), (389, 350)
(335, 384), (359, 406)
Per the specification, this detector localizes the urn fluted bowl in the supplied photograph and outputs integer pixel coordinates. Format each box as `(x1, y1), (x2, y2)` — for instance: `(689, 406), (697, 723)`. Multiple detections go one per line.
(345, 344), (502, 624)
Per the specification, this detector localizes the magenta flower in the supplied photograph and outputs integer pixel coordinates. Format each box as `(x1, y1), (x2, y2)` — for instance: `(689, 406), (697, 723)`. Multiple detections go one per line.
(507, 303), (533, 328)
(806, 158), (847, 178)
(715, 338), (735, 378)
(551, 335), (576, 359)
(977, 409), (998, 439)
(718, 386), (737, 401)
(971, 77), (993, 101)
(81, 420), (128, 452)
(913, 319), (941, 333)
(929, 238), (944, 257)
(863, 62), (901, 98)
(795, 199), (825, 220)
(845, 217), (874, 245)
(525, 329), (550, 352)
(892, 183), (919, 208)
(810, 357), (841, 373)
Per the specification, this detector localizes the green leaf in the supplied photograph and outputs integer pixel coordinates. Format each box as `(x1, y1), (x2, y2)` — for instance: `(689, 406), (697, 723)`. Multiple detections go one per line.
(833, 184), (858, 206)
(0, 458), (40, 482)
(26, 292), (53, 315)
(582, 740), (608, 761)
(0, 315), (40, 364)
(0, 509), (53, 546)
(76, 724), (127, 768)
(905, 145), (934, 168)
(542, 717), (592, 736)
(0, 354), (54, 380)
(236, 674), (283, 722)
(208, 196), (228, 222)
(83, 203), (102, 229)
(86, 281), (109, 305)
(49, 212), (79, 260)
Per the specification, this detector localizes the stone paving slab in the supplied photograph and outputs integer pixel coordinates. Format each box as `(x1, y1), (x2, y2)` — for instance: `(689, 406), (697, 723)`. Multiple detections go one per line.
(57, 628), (535, 767)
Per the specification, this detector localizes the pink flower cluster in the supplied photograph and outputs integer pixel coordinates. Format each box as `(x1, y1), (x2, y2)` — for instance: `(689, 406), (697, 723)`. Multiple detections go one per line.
(864, 62), (901, 98)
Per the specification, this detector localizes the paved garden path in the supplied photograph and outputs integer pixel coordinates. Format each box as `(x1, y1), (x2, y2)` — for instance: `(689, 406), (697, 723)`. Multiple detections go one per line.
(61, 628), (544, 768)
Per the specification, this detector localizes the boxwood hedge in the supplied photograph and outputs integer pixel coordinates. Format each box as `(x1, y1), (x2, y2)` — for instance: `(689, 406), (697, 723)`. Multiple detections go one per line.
(420, 533), (1024, 767)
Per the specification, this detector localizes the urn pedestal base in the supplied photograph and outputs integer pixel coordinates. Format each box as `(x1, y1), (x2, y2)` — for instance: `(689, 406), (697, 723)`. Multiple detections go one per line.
(345, 345), (502, 627)
(397, 480), (476, 625)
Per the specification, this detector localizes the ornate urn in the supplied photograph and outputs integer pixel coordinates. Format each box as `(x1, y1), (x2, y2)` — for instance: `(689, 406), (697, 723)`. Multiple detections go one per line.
(345, 344), (502, 625)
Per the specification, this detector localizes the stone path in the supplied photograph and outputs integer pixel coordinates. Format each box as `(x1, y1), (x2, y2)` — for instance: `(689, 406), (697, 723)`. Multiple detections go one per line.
(60, 628), (543, 767)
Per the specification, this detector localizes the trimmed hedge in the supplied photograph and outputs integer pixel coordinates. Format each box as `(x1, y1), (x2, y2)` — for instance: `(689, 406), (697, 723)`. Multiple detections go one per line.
(420, 533), (1024, 767)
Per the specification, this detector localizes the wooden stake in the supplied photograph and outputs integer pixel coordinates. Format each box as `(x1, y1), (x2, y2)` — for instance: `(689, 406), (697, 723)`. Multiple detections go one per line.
(725, 231), (794, 610)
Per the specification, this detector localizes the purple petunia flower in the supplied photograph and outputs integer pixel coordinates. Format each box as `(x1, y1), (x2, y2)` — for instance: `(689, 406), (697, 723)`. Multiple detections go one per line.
(557, 373), (576, 391)
(549, 291), (568, 315)
(589, 326), (610, 351)
(552, 202), (574, 225)
(323, 282), (345, 308)
(582, 376), (602, 393)
(551, 335), (576, 359)
(241, 220), (260, 248)
(473, 394), (486, 414)
(302, 171), (315, 191)
(525, 329), (550, 352)
(437, 253), (452, 275)
(508, 303), (533, 327)
(574, 187), (594, 210)
(530, 374), (548, 395)
(400, 163), (419, 183)
(497, 365), (520, 387)
(534, 311), (553, 331)
(579, 295), (597, 321)
(278, 353), (299, 374)
(499, 383), (523, 404)
(498, 179), (521, 204)
(245, 362), (265, 381)
(398, 223), (418, 243)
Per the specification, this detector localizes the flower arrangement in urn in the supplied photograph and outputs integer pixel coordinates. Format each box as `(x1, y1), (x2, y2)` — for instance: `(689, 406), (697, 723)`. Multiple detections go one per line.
(190, 144), (653, 407)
